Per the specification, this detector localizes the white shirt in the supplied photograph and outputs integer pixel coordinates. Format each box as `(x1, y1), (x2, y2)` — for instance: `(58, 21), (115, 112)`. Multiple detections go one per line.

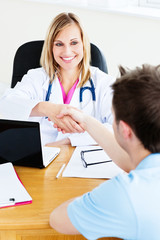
(0, 66), (114, 146)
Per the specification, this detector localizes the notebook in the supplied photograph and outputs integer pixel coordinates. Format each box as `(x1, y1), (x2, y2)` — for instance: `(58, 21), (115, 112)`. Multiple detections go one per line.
(0, 162), (32, 208)
(0, 119), (60, 168)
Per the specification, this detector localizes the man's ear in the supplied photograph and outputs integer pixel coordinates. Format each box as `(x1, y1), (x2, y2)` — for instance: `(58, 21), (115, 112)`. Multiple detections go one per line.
(119, 120), (132, 140)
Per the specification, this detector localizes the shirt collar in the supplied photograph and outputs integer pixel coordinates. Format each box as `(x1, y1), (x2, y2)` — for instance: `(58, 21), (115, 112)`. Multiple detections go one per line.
(136, 153), (160, 170)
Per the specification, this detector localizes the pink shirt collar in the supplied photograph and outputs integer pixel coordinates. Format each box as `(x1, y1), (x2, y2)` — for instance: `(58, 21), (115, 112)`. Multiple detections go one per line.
(59, 78), (79, 104)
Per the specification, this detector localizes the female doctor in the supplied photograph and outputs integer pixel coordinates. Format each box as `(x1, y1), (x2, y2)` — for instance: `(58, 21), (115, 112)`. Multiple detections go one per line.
(0, 12), (114, 146)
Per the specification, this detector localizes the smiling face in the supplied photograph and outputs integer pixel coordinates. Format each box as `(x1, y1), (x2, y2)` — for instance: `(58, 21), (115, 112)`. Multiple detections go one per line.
(52, 23), (84, 73)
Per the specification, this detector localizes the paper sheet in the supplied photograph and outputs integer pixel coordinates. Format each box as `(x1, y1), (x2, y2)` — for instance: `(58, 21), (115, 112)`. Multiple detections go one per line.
(63, 146), (124, 179)
(0, 162), (32, 208)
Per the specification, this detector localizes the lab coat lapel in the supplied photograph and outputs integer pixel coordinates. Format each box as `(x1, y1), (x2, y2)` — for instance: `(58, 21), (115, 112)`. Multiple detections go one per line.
(70, 80), (93, 115)
(69, 87), (80, 108)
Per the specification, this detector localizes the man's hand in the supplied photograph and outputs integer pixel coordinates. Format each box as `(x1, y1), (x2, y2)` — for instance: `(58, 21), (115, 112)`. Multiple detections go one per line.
(54, 107), (87, 134)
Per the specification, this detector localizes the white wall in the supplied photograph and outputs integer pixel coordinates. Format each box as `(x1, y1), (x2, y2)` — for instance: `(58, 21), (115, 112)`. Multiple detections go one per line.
(0, 0), (160, 89)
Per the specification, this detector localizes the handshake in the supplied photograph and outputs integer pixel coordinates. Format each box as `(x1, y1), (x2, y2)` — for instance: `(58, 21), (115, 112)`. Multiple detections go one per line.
(48, 103), (133, 173)
(52, 105), (87, 134)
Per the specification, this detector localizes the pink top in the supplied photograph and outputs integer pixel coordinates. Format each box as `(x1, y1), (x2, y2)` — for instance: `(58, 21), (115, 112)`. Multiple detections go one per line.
(59, 78), (79, 104)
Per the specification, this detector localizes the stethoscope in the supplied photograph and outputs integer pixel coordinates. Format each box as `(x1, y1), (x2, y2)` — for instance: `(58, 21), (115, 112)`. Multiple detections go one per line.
(45, 75), (96, 116)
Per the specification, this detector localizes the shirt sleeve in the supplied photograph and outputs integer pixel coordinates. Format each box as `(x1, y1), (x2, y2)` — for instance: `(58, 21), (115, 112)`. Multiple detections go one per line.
(0, 89), (39, 120)
(0, 69), (44, 120)
(55, 123), (113, 146)
(67, 176), (137, 240)
(68, 123), (113, 146)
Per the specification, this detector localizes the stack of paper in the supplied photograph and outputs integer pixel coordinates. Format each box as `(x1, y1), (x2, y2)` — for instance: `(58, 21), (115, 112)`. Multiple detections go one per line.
(63, 146), (124, 179)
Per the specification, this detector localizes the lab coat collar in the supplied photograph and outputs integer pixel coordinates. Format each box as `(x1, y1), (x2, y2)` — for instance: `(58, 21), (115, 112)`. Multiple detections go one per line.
(69, 74), (82, 107)
(69, 82), (80, 107)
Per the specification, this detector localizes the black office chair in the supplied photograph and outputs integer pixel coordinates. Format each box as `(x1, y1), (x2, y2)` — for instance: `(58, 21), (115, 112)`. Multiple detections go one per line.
(11, 41), (108, 88)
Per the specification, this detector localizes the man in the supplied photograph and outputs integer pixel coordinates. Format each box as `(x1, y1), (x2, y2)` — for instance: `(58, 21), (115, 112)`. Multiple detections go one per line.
(50, 64), (160, 239)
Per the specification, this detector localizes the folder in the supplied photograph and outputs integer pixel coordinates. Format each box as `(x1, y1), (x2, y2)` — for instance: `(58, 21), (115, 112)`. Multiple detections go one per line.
(0, 162), (32, 208)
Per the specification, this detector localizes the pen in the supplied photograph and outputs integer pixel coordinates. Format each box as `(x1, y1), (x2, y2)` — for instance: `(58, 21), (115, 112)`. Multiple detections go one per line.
(56, 164), (66, 179)
(0, 198), (15, 207)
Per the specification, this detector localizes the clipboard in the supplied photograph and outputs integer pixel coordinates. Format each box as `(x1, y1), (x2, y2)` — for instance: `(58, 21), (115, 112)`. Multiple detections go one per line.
(0, 162), (32, 208)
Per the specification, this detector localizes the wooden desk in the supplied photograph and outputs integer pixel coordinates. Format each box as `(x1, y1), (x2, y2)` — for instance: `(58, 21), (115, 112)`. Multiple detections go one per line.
(0, 145), (121, 240)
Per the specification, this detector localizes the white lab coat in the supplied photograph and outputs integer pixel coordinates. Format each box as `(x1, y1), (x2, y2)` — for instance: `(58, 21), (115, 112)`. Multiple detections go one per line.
(0, 66), (114, 146)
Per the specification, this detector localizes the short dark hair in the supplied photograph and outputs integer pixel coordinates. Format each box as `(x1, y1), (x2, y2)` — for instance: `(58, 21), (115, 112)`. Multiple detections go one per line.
(112, 64), (160, 153)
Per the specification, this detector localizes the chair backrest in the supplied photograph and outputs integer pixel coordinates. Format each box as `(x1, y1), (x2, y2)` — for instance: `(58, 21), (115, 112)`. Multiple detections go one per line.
(11, 41), (108, 88)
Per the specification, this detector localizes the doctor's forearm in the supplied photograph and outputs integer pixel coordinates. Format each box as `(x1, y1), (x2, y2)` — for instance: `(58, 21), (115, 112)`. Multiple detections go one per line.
(30, 102), (61, 117)
(30, 102), (48, 117)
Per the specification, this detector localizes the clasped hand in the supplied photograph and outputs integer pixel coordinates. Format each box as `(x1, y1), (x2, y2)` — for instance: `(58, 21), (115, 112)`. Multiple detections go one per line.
(46, 103), (85, 134)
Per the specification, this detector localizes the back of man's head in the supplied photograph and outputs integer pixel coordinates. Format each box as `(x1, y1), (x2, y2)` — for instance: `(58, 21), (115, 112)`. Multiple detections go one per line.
(112, 64), (160, 153)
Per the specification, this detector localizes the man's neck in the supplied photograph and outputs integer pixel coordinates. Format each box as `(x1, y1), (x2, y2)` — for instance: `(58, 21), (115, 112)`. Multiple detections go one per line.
(129, 146), (151, 169)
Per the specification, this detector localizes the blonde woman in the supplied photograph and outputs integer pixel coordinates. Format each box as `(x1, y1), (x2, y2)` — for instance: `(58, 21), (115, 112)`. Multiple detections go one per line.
(0, 12), (114, 146)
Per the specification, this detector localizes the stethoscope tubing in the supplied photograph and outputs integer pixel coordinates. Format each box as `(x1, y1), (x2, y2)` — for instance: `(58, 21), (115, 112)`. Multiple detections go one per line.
(45, 76), (96, 116)
(45, 82), (52, 102)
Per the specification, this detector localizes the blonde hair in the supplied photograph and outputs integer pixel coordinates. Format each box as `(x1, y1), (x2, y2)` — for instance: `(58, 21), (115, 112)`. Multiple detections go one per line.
(40, 12), (91, 87)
